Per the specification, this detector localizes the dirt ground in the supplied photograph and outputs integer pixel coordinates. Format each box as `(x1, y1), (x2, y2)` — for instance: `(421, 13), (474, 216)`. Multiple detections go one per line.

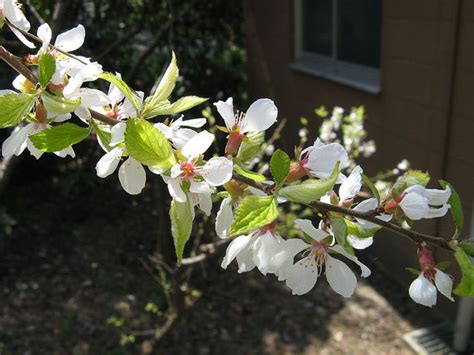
(0, 147), (447, 354)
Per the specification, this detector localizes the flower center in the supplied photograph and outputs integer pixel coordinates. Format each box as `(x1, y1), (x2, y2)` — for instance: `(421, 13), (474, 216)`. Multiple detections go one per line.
(310, 241), (328, 273)
(180, 162), (196, 179)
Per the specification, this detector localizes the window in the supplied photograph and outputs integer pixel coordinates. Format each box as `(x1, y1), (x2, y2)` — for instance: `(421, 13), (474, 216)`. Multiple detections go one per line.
(293, 0), (382, 93)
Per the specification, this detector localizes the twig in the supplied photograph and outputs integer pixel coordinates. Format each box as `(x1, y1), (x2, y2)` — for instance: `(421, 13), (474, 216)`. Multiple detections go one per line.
(0, 46), (38, 84)
(181, 239), (229, 265)
(5, 19), (88, 65)
(231, 172), (452, 250)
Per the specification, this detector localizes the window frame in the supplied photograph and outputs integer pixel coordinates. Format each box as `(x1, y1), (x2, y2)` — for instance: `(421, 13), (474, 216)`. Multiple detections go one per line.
(291, 0), (381, 94)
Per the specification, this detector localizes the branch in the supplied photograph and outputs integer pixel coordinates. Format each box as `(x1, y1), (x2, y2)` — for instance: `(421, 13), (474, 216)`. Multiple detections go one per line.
(231, 172), (452, 250)
(0, 46), (38, 84)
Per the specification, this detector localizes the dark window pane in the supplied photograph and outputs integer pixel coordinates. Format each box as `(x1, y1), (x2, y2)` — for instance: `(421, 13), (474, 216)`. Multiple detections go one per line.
(337, 0), (382, 67)
(302, 0), (332, 56)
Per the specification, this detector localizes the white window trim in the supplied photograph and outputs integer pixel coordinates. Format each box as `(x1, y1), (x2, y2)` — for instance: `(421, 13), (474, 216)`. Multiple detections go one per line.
(292, 0), (381, 94)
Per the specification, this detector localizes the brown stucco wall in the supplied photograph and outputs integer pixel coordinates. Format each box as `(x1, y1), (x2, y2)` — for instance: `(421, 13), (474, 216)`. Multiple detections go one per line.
(244, 0), (473, 319)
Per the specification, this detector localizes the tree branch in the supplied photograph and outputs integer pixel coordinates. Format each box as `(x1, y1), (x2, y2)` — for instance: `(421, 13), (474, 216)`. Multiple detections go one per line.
(231, 172), (452, 250)
(0, 46), (38, 84)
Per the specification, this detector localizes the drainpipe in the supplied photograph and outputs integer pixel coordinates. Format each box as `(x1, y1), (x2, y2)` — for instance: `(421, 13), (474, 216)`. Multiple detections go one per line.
(452, 202), (474, 352)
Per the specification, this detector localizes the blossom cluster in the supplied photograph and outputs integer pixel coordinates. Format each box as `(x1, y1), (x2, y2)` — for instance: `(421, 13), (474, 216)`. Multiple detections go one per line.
(0, 1), (471, 308)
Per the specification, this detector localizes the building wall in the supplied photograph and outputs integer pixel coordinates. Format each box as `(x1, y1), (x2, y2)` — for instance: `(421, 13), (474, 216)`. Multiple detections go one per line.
(244, 0), (473, 318)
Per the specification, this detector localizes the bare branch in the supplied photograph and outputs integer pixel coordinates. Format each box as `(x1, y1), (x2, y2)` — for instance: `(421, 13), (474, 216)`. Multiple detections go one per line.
(0, 46), (38, 84)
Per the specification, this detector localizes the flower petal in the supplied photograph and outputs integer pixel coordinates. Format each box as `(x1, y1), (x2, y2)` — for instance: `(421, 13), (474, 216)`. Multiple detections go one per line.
(110, 122), (127, 146)
(326, 255), (357, 297)
(408, 274), (437, 307)
(2, 124), (32, 157)
(213, 97), (235, 130)
(305, 141), (348, 179)
(339, 165), (362, 201)
(176, 117), (207, 128)
(252, 231), (284, 275)
(399, 192), (430, 220)
(201, 157), (233, 186)
(118, 157), (146, 195)
(331, 244), (371, 277)
(348, 234), (374, 250)
(221, 234), (254, 270)
(434, 269), (454, 302)
(167, 178), (186, 203)
(95, 147), (123, 178)
(54, 24), (86, 52)
(215, 197), (233, 239)
(181, 130), (214, 158)
(37, 23), (52, 52)
(285, 256), (319, 295)
(295, 219), (329, 242)
(243, 98), (278, 133)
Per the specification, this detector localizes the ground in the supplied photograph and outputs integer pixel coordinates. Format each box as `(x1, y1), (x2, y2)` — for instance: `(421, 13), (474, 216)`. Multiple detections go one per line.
(0, 146), (445, 354)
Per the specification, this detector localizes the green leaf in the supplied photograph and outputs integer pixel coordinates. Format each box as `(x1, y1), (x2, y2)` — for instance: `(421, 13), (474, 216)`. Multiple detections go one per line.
(345, 219), (380, 239)
(230, 195), (278, 236)
(38, 53), (56, 88)
(125, 118), (176, 170)
(29, 123), (90, 152)
(234, 164), (265, 182)
(459, 242), (474, 257)
(41, 92), (80, 114)
(439, 180), (463, 238)
(144, 96), (208, 118)
(149, 51), (178, 106)
(92, 123), (113, 152)
(270, 149), (290, 186)
(99, 72), (140, 114)
(453, 246), (474, 297)
(236, 130), (265, 164)
(329, 214), (353, 255)
(436, 261), (451, 271)
(279, 162), (339, 204)
(0, 93), (37, 128)
(362, 174), (380, 204)
(406, 267), (421, 276)
(170, 197), (194, 265)
(392, 170), (430, 197)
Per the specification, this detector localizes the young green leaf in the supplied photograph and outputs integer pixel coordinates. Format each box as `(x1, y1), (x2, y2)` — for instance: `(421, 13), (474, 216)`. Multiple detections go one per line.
(270, 149), (290, 186)
(329, 214), (354, 255)
(436, 261), (451, 271)
(392, 170), (430, 197)
(362, 173), (380, 204)
(439, 180), (463, 239)
(149, 51), (178, 106)
(41, 92), (81, 114)
(29, 123), (90, 152)
(453, 246), (474, 297)
(345, 219), (380, 239)
(234, 164), (266, 182)
(459, 241), (474, 257)
(279, 162), (339, 204)
(144, 96), (208, 118)
(0, 93), (37, 128)
(38, 53), (56, 88)
(406, 267), (421, 276)
(125, 118), (176, 170)
(236, 130), (265, 164)
(91, 123), (113, 152)
(170, 197), (194, 265)
(99, 72), (140, 114)
(230, 195), (278, 236)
